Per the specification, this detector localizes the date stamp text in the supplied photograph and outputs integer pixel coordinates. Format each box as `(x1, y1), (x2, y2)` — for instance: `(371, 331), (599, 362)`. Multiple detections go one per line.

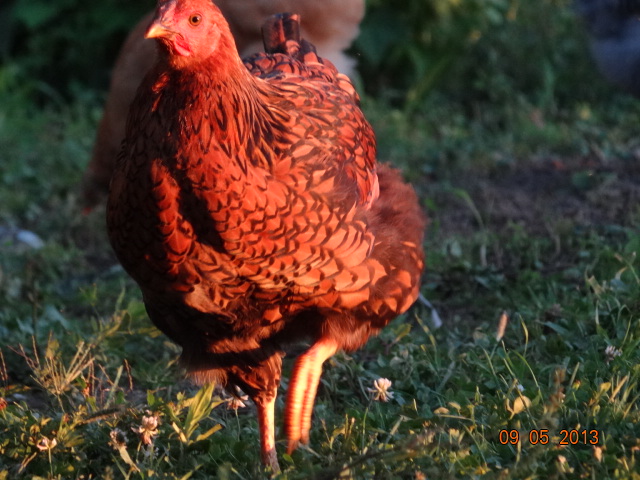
(498, 429), (600, 446)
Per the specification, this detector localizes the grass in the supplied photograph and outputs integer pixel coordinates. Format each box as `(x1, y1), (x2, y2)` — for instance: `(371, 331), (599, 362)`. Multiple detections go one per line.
(1, 96), (639, 480)
(2, 19), (640, 480)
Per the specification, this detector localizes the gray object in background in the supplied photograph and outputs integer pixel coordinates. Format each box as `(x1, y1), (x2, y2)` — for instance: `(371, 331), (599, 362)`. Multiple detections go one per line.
(576, 0), (640, 96)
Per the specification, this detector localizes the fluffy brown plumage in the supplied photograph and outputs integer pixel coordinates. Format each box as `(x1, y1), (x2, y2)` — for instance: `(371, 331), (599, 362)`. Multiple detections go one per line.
(81, 0), (365, 210)
(106, 0), (425, 472)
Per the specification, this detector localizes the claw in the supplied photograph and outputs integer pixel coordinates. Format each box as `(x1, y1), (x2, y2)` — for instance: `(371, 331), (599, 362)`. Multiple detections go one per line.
(284, 338), (339, 453)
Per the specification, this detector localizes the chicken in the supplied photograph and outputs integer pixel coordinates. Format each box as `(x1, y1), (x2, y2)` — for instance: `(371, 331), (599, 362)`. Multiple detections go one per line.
(575, 0), (640, 96)
(81, 0), (365, 210)
(106, 0), (425, 472)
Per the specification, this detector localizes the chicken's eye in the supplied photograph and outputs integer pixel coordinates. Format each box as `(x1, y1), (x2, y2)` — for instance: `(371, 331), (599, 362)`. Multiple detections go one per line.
(189, 14), (202, 26)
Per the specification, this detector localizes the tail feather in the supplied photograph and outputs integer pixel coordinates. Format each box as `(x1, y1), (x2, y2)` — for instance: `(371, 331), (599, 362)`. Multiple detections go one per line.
(261, 13), (321, 64)
(261, 13), (301, 53)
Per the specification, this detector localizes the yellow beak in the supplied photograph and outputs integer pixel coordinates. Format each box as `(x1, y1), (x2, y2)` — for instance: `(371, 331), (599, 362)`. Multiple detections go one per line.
(145, 22), (172, 40)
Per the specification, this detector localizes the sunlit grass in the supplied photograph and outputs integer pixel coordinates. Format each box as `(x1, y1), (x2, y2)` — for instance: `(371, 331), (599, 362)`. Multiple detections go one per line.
(2, 148), (639, 478)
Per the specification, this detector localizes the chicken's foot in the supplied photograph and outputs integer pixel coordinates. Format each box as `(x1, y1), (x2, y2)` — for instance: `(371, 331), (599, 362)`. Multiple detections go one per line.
(284, 337), (339, 453)
(255, 390), (280, 473)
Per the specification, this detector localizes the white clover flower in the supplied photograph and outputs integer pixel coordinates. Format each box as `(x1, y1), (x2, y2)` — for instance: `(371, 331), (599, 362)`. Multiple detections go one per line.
(604, 345), (622, 364)
(36, 437), (57, 451)
(367, 378), (394, 402)
(131, 412), (159, 446)
(143, 445), (160, 460)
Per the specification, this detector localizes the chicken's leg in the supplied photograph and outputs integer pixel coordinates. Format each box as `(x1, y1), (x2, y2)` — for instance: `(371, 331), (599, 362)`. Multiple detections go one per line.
(254, 389), (280, 473)
(284, 337), (339, 453)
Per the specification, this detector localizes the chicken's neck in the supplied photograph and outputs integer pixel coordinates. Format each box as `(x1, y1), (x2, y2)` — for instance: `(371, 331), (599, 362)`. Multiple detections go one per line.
(153, 55), (289, 176)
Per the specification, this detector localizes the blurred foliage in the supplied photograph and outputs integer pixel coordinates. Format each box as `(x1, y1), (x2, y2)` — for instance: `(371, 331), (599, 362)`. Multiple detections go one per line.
(452, 0), (601, 108)
(355, 0), (515, 105)
(1, 0), (152, 98)
(355, 0), (603, 109)
(1, 0), (605, 110)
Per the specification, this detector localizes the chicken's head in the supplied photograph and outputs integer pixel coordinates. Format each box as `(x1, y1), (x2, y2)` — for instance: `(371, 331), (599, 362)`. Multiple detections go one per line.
(145, 0), (236, 67)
